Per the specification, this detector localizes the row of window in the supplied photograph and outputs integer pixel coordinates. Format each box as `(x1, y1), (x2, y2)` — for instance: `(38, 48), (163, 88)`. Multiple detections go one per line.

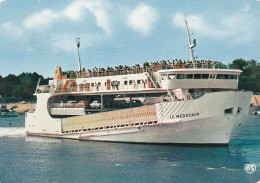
(161, 73), (238, 80)
(88, 79), (148, 87)
(62, 121), (158, 133)
(124, 79), (147, 85)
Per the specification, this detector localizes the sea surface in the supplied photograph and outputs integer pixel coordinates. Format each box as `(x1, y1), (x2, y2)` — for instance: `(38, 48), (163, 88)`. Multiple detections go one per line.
(0, 114), (259, 183)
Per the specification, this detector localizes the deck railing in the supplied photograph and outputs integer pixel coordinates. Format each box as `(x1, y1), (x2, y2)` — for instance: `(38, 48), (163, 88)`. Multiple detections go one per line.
(66, 62), (215, 79)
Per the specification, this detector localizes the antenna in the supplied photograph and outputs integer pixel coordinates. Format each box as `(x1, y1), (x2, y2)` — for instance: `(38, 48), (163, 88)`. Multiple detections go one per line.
(185, 20), (196, 68)
(76, 37), (82, 72)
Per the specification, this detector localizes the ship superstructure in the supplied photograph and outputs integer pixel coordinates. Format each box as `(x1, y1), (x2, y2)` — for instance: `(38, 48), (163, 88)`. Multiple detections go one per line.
(25, 22), (252, 145)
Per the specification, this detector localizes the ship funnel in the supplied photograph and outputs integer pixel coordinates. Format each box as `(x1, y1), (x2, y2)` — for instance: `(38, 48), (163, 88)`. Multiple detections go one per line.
(54, 66), (62, 79)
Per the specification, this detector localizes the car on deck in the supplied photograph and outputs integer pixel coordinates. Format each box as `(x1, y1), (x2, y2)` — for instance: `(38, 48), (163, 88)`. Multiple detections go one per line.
(90, 101), (101, 109)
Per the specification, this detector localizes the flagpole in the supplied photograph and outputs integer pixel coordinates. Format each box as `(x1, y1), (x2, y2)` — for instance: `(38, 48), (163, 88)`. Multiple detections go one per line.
(76, 37), (82, 72)
(185, 20), (196, 68)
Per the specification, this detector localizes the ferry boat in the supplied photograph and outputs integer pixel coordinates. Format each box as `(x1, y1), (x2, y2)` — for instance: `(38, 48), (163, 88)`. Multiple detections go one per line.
(25, 21), (252, 145)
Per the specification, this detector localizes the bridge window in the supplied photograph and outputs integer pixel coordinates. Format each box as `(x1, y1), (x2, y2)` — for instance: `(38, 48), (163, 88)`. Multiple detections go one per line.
(209, 74), (216, 79)
(202, 74), (209, 79)
(229, 75), (235, 79)
(185, 74), (193, 79)
(124, 81), (128, 85)
(129, 80), (133, 85)
(161, 74), (168, 80)
(223, 74), (229, 79)
(194, 74), (202, 79)
(177, 74), (185, 79)
(216, 74), (224, 79)
(229, 75), (237, 79)
(217, 74), (231, 79)
(137, 80), (141, 84)
(168, 74), (176, 79)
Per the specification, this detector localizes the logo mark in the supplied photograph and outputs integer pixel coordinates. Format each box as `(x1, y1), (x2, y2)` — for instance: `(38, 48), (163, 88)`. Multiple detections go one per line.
(245, 164), (256, 174)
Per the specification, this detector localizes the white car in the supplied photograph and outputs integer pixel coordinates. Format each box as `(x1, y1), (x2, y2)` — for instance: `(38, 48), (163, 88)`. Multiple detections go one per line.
(90, 101), (101, 109)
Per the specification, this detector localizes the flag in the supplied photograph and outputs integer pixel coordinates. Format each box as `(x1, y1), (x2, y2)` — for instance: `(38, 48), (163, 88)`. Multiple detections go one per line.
(77, 38), (80, 48)
(193, 39), (196, 46)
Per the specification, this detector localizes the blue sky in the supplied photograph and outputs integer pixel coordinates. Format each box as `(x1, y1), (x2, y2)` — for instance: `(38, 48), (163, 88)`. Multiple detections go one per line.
(0, 0), (259, 77)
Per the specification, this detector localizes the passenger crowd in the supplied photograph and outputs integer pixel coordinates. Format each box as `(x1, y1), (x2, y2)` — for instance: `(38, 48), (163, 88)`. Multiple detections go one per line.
(64, 59), (215, 79)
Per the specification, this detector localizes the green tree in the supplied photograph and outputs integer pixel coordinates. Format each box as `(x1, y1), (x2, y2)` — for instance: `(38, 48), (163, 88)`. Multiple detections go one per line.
(215, 61), (228, 69)
(235, 59), (260, 93)
(228, 58), (247, 71)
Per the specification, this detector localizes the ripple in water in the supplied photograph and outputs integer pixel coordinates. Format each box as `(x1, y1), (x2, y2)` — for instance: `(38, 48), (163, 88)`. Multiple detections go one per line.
(0, 127), (25, 137)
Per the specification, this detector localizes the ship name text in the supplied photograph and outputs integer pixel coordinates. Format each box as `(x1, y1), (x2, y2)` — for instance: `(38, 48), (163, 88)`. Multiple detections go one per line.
(169, 112), (200, 119)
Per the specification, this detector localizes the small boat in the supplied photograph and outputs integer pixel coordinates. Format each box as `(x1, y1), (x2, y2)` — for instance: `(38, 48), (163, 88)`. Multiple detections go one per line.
(0, 99), (18, 118)
(0, 112), (18, 118)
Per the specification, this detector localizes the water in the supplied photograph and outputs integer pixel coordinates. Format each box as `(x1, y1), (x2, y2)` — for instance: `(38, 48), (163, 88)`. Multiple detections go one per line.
(0, 115), (259, 183)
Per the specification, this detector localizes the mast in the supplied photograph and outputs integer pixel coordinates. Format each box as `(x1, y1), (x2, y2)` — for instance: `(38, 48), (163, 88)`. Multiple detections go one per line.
(76, 37), (82, 72)
(185, 20), (196, 68)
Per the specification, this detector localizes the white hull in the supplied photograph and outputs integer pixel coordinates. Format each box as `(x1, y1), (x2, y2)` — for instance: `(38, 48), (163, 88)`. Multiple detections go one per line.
(25, 91), (252, 145)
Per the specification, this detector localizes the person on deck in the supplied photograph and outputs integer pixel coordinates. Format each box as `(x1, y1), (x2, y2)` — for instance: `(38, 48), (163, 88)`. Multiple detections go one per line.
(133, 80), (136, 89)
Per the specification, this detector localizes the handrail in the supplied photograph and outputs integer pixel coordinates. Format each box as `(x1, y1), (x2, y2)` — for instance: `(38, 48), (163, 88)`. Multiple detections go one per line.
(66, 62), (216, 79)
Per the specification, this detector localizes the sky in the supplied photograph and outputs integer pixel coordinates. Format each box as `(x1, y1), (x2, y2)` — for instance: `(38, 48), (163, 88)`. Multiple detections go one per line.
(0, 0), (259, 77)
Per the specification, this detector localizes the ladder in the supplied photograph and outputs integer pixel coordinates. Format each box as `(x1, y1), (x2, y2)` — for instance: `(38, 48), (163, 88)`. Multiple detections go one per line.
(146, 72), (161, 88)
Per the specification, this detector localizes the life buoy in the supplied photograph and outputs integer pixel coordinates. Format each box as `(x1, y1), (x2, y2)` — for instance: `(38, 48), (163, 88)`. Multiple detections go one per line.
(187, 95), (191, 100)
(148, 81), (153, 88)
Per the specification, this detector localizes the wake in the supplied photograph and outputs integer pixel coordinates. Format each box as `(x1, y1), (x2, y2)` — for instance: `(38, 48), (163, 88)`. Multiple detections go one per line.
(0, 127), (25, 137)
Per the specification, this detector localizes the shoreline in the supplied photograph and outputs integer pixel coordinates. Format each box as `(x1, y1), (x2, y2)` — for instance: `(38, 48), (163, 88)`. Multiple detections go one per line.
(6, 103), (36, 113)
(251, 95), (260, 107)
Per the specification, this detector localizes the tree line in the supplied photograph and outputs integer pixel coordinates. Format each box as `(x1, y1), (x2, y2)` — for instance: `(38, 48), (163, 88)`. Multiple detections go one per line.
(0, 72), (51, 102)
(227, 58), (259, 93)
(0, 58), (259, 102)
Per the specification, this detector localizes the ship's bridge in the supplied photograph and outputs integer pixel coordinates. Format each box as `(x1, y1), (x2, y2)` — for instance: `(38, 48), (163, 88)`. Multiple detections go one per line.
(158, 69), (242, 90)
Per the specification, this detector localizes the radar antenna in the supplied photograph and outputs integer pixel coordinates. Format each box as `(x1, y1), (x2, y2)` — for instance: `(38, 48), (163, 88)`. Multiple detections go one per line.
(76, 37), (82, 72)
(185, 20), (196, 68)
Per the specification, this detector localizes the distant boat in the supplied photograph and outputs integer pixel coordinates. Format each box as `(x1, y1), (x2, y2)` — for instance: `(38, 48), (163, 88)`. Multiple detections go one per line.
(0, 103), (18, 118)
(0, 112), (18, 118)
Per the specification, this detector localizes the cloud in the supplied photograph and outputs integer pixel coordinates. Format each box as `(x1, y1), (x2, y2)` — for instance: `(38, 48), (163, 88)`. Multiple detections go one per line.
(1, 22), (24, 39)
(0, 0), (5, 4)
(63, 1), (82, 20)
(127, 3), (158, 35)
(52, 36), (75, 52)
(23, 9), (59, 30)
(23, 0), (111, 34)
(76, 0), (112, 34)
(172, 12), (256, 43)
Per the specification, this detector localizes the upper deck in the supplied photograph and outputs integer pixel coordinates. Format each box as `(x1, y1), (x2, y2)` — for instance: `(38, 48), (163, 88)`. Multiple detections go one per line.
(58, 60), (215, 80)
(36, 60), (242, 95)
